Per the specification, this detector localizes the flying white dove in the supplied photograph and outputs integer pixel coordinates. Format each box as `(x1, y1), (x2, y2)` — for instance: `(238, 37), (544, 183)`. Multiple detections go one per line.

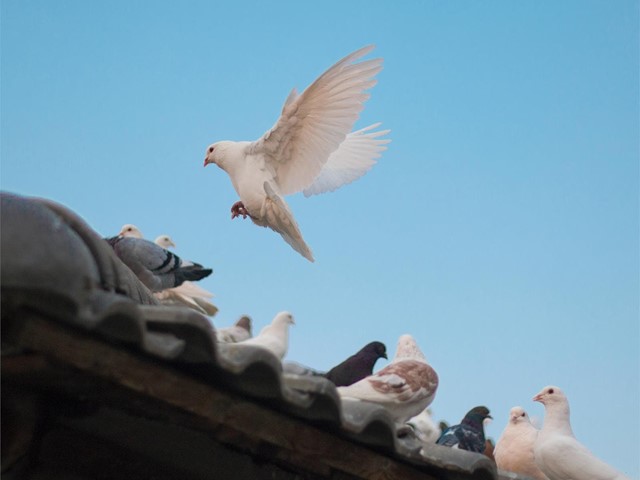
(337, 334), (438, 423)
(233, 311), (294, 360)
(533, 385), (630, 480)
(215, 315), (252, 343)
(494, 407), (549, 480)
(204, 45), (391, 262)
(118, 224), (218, 315)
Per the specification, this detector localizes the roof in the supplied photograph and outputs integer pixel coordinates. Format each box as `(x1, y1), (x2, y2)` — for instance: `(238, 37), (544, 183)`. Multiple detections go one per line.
(1, 192), (527, 480)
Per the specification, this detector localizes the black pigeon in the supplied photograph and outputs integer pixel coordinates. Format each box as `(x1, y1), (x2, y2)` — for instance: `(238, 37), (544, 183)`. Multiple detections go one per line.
(105, 236), (212, 292)
(324, 341), (387, 387)
(436, 406), (492, 453)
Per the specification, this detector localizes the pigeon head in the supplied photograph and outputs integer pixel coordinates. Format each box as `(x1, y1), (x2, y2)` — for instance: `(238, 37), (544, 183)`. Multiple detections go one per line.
(155, 234), (176, 249)
(273, 311), (295, 326)
(236, 315), (252, 334)
(462, 406), (492, 427)
(204, 141), (236, 169)
(532, 385), (567, 406)
(509, 406), (529, 424)
(119, 223), (143, 238)
(361, 341), (387, 360)
(393, 334), (427, 363)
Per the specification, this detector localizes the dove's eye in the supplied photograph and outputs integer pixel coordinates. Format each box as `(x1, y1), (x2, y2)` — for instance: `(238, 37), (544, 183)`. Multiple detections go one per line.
(208, 146), (214, 153)
(521, 413), (525, 417)
(548, 388), (554, 394)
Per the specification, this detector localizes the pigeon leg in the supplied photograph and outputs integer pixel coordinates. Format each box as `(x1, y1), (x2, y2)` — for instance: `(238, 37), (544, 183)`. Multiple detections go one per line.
(231, 201), (249, 219)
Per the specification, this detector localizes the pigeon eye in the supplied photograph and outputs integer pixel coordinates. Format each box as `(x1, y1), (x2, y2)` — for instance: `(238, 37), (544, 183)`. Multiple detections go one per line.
(548, 388), (554, 394)
(208, 146), (214, 153)
(521, 413), (525, 417)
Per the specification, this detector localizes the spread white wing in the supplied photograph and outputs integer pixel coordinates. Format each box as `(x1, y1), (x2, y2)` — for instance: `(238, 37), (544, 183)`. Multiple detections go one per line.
(303, 123), (390, 197)
(249, 45), (383, 196)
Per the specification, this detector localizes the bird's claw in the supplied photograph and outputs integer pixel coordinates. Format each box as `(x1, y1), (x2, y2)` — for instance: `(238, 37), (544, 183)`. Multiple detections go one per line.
(231, 201), (249, 220)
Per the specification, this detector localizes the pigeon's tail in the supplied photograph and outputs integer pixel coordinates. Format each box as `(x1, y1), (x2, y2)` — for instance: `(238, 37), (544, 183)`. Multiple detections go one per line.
(261, 182), (315, 262)
(175, 266), (213, 286)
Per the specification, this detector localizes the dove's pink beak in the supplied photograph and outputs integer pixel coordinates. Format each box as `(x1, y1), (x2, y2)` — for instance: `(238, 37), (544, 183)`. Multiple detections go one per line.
(532, 392), (544, 403)
(203, 158), (209, 167)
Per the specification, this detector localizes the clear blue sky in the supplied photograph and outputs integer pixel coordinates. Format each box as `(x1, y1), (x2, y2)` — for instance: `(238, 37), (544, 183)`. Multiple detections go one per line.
(2, 0), (638, 476)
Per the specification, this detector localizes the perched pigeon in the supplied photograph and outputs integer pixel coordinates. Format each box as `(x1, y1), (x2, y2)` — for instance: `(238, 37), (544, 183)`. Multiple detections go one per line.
(105, 236), (212, 292)
(533, 385), (630, 480)
(118, 224), (218, 315)
(154, 234), (176, 249)
(406, 408), (442, 444)
(495, 407), (548, 480)
(204, 45), (390, 262)
(215, 316), (252, 343)
(337, 335), (439, 423)
(324, 341), (387, 387)
(436, 406), (492, 453)
(233, 311), (294, 360)
(119, 223), (144, 238)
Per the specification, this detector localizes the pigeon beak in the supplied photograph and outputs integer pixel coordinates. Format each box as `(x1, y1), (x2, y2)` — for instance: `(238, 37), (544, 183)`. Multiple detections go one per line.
(203, 157), (209, 167)
(382, 352), (388, 359)
(532, 392), (544, 403)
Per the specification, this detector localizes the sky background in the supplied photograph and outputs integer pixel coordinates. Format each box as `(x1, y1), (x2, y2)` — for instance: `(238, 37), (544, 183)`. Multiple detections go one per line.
(2, 0), (638, 476)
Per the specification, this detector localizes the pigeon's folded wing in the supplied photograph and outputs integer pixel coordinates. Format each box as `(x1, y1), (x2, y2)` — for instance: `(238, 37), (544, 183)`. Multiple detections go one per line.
(339, 360), (436, 403)
(539, 436), (627, 480)
(303, 123), (390, 197)
(249, 45), (382, 196)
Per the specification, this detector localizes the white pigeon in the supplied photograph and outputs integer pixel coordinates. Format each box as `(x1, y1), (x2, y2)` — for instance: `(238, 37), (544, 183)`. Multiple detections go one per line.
(494, 406), (549, 480)
(119, 223), (144, 239)
(215, 315), (252, 343)
(154, 234), (176, 249)
(118, 224), (218, 315)
(406, 407), (441, 444)
(337, 334), (439, 423)
(234, 311), (294, 360)
(533, 385), (630, 480)
(204, 45), (391, 262)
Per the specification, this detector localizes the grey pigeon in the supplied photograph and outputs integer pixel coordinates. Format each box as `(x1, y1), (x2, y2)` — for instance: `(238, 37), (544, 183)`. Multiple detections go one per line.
(105, 236), (212, 292)
(324, 341), (387, 387)
(436, 406), (492, 453)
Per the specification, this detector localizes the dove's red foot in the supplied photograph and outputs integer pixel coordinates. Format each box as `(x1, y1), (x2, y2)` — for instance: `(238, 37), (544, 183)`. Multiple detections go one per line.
(231, 201), (249, 219)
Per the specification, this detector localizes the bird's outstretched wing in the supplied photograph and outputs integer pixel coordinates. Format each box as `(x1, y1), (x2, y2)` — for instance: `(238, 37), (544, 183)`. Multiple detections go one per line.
(249, 46), (383, 196)
(303, 123), (390, 197)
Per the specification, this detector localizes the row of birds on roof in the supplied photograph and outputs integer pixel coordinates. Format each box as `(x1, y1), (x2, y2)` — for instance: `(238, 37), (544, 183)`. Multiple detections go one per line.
(103, 42), (630, 480)
(103, 223), (629, 480)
